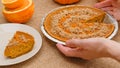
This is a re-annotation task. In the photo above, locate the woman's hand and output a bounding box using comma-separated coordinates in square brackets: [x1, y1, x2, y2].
[56, 38, 120, 60]
[94, 0, 120, 21]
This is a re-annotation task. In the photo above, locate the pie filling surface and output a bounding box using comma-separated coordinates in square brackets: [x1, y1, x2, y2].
[4, 31, 35, 58]
[44, 6, 115, 42]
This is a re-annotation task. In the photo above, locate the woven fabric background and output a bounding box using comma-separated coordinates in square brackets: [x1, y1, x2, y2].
[0, 0, 120, 68]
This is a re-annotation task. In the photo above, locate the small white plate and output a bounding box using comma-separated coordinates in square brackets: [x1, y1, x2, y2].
[41, 6, 118, 45]
[0, 23, 42, 66]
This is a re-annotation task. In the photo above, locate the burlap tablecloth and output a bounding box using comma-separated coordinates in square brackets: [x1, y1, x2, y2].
[0, 0, 120, 68]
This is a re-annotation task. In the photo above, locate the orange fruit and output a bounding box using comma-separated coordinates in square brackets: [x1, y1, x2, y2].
[54, 0, 80, 5]
[2, 0, 23, 9]
[2, 0, 34, 23]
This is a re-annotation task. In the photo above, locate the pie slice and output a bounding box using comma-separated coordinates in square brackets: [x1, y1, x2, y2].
[4, 31, 35, 58]
[44, 22, 114, 41]
[44, 6, 106, 25]
[43, 6, 114, 42]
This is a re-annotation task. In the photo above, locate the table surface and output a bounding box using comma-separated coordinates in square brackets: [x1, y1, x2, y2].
[0, 0, 120, 68]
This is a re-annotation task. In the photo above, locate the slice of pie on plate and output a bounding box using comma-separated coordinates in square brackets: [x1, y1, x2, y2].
[4, 31, 35, 58]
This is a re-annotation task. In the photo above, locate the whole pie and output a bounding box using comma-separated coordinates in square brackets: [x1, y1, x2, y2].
[43, 5, 114, 42]
[4, 31, 35, 58]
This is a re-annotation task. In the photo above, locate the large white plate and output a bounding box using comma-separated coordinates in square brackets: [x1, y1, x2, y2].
[41, 6, 118, 45]
[0, 23, 42, 66]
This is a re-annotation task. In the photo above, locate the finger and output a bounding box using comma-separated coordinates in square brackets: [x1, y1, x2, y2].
[56, 43, 78, 57]
[113, 14, 120, 21]
[112, 9, 120, 21]
[66, 38, 104, 48]
[66, 39, 82, 48]
[101, 7, 113, 11]
[94, 0, 112, 8]
[66, 39, 89, 48]
[106, 10, 114, 16]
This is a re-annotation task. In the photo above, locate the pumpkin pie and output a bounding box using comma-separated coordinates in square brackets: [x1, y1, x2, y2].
[43, 6, 114, 42]
[4, 31, 35, 58]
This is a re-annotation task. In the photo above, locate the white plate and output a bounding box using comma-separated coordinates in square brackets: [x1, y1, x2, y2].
[41, 6, 118, 45]
[0, 23, 42, 66]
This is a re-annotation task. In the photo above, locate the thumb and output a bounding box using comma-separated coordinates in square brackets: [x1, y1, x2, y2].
[66, 39, 87, 48]
[94, 0, 112, 8]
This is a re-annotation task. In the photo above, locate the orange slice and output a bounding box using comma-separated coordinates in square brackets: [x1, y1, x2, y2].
[2, 0, 34, 23]
[2, 0, 23, 9]
[54, 0, 80, 5]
